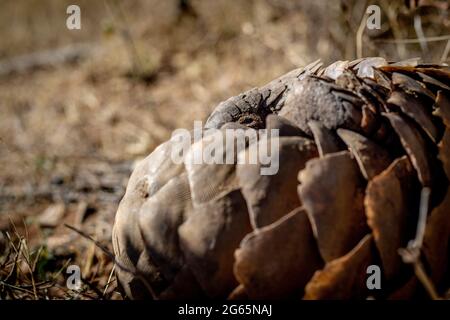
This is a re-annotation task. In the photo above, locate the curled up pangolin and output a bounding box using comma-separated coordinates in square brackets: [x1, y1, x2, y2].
[112, 57, 450, 300]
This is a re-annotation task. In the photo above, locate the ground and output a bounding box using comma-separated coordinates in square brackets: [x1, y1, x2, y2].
[0, 0, 448, 299]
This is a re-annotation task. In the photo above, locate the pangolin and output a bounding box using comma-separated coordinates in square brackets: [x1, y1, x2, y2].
[112, 57, 450, 300]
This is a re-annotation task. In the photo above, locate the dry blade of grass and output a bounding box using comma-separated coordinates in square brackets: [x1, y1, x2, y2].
[356, 4, 369, 59]
[375, 35, 450, 44]
[103, 264, 116, 297]
[0, 222, 117, 300]
[441, 40, 450, 63]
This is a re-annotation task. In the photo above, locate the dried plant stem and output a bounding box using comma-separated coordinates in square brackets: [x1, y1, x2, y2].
[356, 11, 368, 59]
[399, 187, 440, 300]
[376, 35, 450, 44]
[413, 261, 440, 300]
[441, 40, 450, 63]
[103, 264, 116, 297]
[413, 14, 428, 59]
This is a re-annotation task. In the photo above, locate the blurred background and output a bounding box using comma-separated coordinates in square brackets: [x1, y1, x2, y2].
[0, 0, 449, 299]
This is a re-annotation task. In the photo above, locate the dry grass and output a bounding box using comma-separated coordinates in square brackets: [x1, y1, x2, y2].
[0, 0, 449, 300]
[0, 221, 120, 299]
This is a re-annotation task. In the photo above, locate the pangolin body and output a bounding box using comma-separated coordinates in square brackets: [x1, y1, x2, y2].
[112, 57, 450, 300]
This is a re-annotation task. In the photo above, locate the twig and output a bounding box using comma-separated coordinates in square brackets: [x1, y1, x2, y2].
[375, 35, 450, 44]
[20, 239, 38, 300]
[103, 264, 116, 297]
[398, 187, 440, 300]
[414, 14, 428, 59]
[3, 231, 22, 283]
[356, 9, 368, 59]
[0, 281, 36, 295]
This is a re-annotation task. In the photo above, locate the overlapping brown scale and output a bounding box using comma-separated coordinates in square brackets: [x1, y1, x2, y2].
[383, 112, 432, 186]
[138, 173, 191, 283]
[364, 156, 419, 281]
[421, 127, 450, 293]
[305, 59, 324, 75]
[433, 91, 450, 127]
[335, 69, 362, 91]
[265, 114, 308, 137]
[353, 57, 388, 78]
[237, 137, 318, 229]
[387, 90, 438, 143]
[113, 140, 187, 299]
[373, 68, 392, 90]
[422, 188, 450, 292]
[362, 77, 390, 98]
[158, 265, 206, 300]
[392, 72, 435, 100]
[437, 129, 450, 178]
[418, 72, 450, 91]
[380, 66, 450, 84]
[323, 60, 349, 80]
[416, 68, 450, 83]
[185, 129, 245, 205]
[387, 277, 418, 300]
[390, 58, 420, 67]
[416, 64, 449, 69]
[303, 235, 374, 300]
[298, 151, 368, 262]
[336, 129, 391, 180]
[178, 189, 252, 298]
[233, 208, 323, 299]
[308, 120, 342, 157]
[176, 128, 256, 298]
[361, 105, 380, 136]
[335, 69, 391, 121]
[360, 83, 389, 113]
